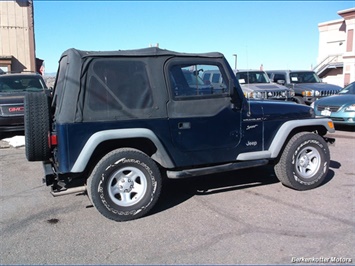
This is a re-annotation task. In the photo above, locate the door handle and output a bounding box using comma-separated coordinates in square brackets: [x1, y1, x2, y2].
[178, 122, 191, 129]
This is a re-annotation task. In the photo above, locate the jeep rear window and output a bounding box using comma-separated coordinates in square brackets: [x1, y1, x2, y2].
[83, 59, 154, 121]
[53, 55, 68, 114]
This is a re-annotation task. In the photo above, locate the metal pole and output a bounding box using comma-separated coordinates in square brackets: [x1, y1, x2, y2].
[233, 54, 237, 70]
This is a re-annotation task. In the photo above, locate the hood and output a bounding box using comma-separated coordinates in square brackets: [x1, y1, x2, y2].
[250, 100, 314, 120]
[314, 94, 355, 106]
[293, 83, 342, 91]
[0, 92, 25, 104]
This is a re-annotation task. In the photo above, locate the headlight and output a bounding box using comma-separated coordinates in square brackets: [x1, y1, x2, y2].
[253, 92, 265, 99]
[288, 90, 295, 97]
[314, 90, 321, 96]
[345, 104, 355, 112]
[245, 91, 265, 99]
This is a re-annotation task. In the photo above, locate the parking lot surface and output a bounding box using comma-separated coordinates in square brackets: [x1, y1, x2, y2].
[0, 128, 354, 264]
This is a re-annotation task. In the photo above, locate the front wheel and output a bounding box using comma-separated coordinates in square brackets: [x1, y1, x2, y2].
[293, 96, 305, 105]
[87, 148, 162, 222]
[274, 132, 330, 190]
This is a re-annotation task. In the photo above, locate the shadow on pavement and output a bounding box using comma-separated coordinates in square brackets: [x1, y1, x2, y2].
[152, 162, 337, 216]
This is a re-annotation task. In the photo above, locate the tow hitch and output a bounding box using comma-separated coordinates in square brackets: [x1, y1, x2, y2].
[324, 137, 335, 146]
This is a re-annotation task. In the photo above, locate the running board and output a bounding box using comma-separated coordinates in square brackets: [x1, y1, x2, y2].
[167, 159, 269, 179]
[51, 186, 87, 197]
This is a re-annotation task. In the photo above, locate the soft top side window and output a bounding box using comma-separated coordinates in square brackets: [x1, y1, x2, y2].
[168, 63, 228, 100]
[82, 58, 154, 121]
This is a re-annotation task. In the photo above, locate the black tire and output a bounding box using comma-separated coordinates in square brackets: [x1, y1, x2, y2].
[87, 148, 162, 222]
[293, 96, 305, 105]
[24, 92, 51, 161]
[274, 132, 330, 190]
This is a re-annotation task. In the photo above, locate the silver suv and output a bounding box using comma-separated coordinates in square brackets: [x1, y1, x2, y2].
[234, 69, 294, 101]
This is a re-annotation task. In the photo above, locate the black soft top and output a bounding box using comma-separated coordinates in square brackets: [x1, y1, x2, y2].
[60, 47, 224, 59]
[53, 47, 228, 124]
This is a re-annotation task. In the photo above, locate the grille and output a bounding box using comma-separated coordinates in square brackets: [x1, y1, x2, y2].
[0, 104, 24, 117]
[320, 90, 340, 97]
[317, 105, 340, 112]
[267, 91, 286, 99]
[331, 117, 345, 122]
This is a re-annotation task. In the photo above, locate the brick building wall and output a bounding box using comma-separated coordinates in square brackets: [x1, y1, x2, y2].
[0, 0, 36, 73]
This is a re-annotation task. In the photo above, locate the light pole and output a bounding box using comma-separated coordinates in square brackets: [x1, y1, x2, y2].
[233, 54, 237, 70]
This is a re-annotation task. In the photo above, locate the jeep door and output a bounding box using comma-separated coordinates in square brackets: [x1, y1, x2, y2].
[166, 59, 243, 167]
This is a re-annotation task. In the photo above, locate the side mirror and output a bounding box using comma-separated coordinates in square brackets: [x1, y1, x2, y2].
[230, 84, 243, 110]
[277, 80, 285, 85]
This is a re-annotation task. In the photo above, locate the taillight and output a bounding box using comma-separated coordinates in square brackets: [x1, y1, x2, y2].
[48, 133, 57, 148]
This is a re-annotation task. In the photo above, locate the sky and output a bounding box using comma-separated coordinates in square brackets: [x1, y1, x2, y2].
[33, 1, 355, 74]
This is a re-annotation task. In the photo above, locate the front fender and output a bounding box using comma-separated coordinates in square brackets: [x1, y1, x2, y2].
[236, 118, 335, 160]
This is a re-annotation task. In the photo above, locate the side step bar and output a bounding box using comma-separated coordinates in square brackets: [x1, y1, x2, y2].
[167, 159, 269, 179]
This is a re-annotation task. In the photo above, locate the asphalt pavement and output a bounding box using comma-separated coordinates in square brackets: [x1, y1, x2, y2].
[0, 127, 354, 265]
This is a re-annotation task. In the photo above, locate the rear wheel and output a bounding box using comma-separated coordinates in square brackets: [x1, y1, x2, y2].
[24, 92, 51, 161]
[274, 132, 330, 190]
[87, 148, 162, 222]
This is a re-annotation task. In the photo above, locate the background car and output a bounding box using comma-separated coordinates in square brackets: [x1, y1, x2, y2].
[181, 69, 214, 95]
[200, 69, 227, 94]
[311, 81, 355, 127]
[235, 69, 295, 101]
[0, 72, 48, 138]
[266, 70, 342, 105]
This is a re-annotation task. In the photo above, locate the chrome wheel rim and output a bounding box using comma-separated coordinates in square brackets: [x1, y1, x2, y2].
[295, 147, 321, 179]
[107, 166, 147, 207]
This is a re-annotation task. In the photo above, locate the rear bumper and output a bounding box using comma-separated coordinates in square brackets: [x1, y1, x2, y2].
[43, 161, 56, 186]
[0, 124, 24, 132]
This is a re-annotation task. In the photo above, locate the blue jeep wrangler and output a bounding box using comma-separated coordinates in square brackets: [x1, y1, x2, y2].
[24, 48, 336, 222]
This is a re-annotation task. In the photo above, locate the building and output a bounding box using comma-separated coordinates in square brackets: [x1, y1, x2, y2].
[314, 8, 355, 87]
[0, 0, 42, 73]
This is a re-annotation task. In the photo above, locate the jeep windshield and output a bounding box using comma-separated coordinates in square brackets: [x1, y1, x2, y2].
[235, 71, 269, 84]
[0, 76, 46, 92]
[289, 72, 321, 84]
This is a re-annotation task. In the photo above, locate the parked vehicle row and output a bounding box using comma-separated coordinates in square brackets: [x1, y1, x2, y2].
[198, 68, 353, 128]
[1, 65, 353, 141]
